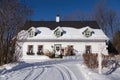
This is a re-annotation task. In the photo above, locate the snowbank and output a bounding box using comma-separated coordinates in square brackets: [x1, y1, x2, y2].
[77, 64, 110, 80]
[21, 55, 50, 63]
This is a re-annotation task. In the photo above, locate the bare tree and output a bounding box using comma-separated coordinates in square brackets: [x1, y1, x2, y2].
[93, 1, 108, 32]
[63, 10, 81, 21]
[112, 31, 120, 54]
[63, 10, 93, 21]
[107, 10, 117, 36]
[63, 0, 119, 38]
[93, 1, 118, 37]
[0, 0, 32, 65]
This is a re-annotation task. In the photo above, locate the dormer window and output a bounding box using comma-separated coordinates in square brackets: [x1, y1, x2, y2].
[28, 30, 34, 37]
[28, 27, 37, 37]
[54, 27, 63, 38]
[82, 28, 94, 37]
[55, 29, 61, 37]
[85, 29, 91, 37]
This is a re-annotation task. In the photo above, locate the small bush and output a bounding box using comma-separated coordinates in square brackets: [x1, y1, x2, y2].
[64, 45, 74, 56]
[83, 53, 98, 68]
[44, 50, 53, 58]
[102, 54, 109, 68]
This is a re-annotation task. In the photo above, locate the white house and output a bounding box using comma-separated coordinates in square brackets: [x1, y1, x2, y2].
[18, 16, 108, 60]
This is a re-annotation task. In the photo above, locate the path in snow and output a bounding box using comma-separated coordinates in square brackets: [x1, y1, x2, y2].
[0, 62, 84, 80]
[0, 66, 48, 80]
[0, 56, 85, 80]
[0, 55, 115, 80]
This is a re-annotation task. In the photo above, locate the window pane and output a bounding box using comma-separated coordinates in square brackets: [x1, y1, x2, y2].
[28, 45, 33, 52]
[27, 45, 34, 55]
[86, 45, 91, 53]
[37, 45, 43, 55]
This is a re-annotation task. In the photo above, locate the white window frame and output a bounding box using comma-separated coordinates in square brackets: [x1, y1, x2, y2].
[56, 30, 61, 37]
[28, 30, 34, 37]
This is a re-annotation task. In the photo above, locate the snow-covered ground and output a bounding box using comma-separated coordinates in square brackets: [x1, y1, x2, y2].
[0, 55, 120, 80]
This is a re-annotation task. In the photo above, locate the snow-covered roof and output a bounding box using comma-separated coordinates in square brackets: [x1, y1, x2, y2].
[18, 26, 108, 41]
[36, 27, 52, 35]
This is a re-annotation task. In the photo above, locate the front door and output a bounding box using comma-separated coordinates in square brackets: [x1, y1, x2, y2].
[54, 44, 61, 57]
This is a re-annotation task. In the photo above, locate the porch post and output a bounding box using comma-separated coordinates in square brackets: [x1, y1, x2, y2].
[98, 52, 102, 74]
[98, 44, 103, 74]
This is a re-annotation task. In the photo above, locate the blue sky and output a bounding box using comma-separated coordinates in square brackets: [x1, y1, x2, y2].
[25, 0, 120, 21]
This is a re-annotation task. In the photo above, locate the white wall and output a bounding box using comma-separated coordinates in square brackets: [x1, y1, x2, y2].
[22, 41, 108, 58]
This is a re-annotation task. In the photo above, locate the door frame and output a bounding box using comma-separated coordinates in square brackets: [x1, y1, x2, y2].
[54, 44, 62, 54]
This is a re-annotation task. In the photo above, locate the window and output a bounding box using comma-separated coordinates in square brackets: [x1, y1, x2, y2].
[85, 45, 91, 54]
[82, 28, 94, 37]
[27, 45, 34, 55]
[29, 31, 34, 37]
[56, 46, 60, 51]
[67, 45, 74, 55]
[54, 44, 62, 53]
[54, 44, 62, 58]
[37, 45, 43, 55]
[54, 29, 61, 37]
[54, 27, 63, 38]
[55, 44, 61, 52]
[56, 30, 61, 37]
[85, 30, 91, 37]
[28, 29, 35, 37]
[28, 45, 33, 52]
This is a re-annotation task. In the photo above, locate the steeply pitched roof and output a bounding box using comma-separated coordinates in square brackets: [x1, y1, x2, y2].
[23, 21, 100, 30]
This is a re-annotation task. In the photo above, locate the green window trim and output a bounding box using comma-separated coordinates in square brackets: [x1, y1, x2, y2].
[54, 28, 62, 38]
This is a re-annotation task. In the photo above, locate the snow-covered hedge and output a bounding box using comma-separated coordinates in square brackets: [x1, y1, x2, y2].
[83, 53, 98, 68]
[83, 53, 110, 68]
